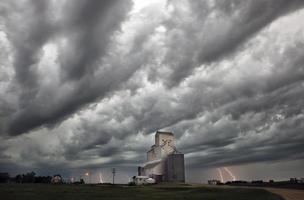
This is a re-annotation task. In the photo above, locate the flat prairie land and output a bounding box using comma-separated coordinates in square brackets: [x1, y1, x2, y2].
[0, 183, 283, 200]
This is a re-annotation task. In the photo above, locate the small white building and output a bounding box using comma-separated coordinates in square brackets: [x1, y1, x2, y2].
[133, 176, 156, 185]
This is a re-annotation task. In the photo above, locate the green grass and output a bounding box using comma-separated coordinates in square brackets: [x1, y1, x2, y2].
[0, 184, 283, 200]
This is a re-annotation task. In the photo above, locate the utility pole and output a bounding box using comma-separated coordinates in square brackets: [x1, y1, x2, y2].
[112, 168, 116, 185]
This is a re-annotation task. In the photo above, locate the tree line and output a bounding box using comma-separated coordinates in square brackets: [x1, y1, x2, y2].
[0, 171, 56, 183]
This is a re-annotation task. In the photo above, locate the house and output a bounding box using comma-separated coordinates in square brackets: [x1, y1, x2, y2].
[51, 175, 63, 184]
[208, 180, 221, 185]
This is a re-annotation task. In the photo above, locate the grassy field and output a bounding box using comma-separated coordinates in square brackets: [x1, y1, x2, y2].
[0, 184, 283, 200]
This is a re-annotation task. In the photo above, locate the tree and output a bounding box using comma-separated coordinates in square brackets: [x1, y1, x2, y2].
[15, 174, 22, 183]
[0, 173, 9, 183]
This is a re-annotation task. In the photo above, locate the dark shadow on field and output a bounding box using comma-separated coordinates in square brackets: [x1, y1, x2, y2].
[0, 184, 283, 200]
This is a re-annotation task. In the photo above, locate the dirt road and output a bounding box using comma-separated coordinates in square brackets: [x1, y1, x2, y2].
[265, 188, 304, 200]
[189, 184, 304, 200]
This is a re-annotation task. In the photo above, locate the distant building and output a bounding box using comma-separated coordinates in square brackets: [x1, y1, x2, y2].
[51, 175, 63, 184]
[208, 180, 221, 185]
[290, 178, 298, 183]
[138, 131, 185, 183]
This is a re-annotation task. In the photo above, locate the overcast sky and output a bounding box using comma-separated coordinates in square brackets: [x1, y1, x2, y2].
[0, 0, 304, 183]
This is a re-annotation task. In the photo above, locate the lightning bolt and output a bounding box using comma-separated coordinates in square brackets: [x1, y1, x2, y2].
[99, 172, 103, 183]
[224, 167, 236, 181]
[217, 168, 224, 183]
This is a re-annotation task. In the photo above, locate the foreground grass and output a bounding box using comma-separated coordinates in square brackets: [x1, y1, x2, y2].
[0, 184, 283, 200]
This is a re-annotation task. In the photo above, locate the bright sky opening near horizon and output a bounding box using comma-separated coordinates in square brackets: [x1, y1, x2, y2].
[0, 0, 304, 183]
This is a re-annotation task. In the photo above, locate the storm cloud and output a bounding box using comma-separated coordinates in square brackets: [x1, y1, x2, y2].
[0, 0, 304, 181]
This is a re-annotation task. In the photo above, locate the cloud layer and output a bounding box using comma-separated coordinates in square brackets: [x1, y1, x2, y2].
[0, 0, 304, 181]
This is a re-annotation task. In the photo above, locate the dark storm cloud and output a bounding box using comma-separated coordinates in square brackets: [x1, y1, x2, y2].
[197, 0, 304, 61]
[1, 1, 55, 136]
[62, 123, 113, 160]
[186, 119, 304, 168]
[0, 0, 304, 178]
[0, 144, 10, 161]
[65, 27, 304, 168]
[12, 1, 53, 88]
[1, 0, 302, 136]
[164, 0, 304, 86]
[59, 0, 129, 80]
[1, 0, 133, 136]
[174, 80, 304, 168]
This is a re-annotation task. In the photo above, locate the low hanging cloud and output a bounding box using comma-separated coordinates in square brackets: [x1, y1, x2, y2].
[0, 0, 304, 178]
